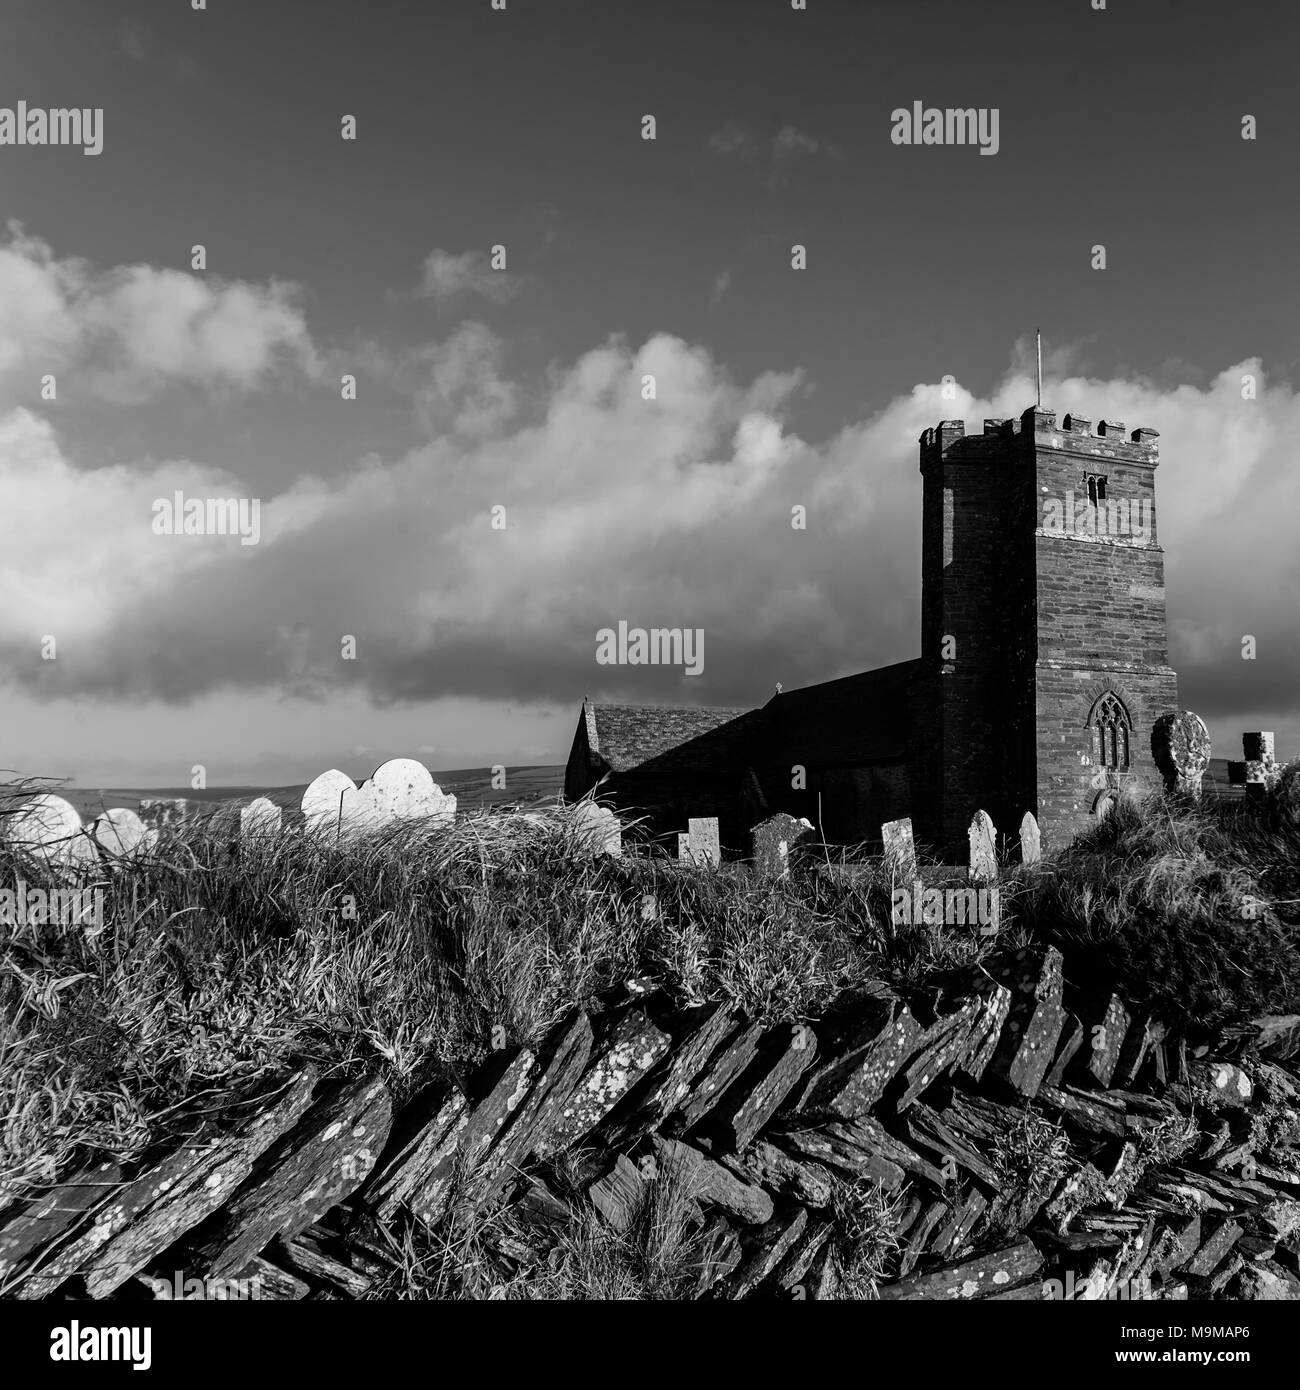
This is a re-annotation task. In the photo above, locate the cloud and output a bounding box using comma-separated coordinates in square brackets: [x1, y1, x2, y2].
[773, 125, 821, 160]
[709, 270, 732, 307]
[0, 224, 321, 402]
[706, 125, 758, 160]
[708, 124, 840, 187]
[418, 248, 523, 305]
[1, 326, 1296, 757]
[412, 321, 519, 438]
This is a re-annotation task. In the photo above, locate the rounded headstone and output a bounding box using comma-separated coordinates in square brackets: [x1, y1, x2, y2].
[364, 758, 456, 827]
[1151, 710, 1211, 796]
[239, 797, 283, 841]
[62, 831, 103, 874]
[569, 802, 622, 857]
[7, 794, 82, 853]
[302, 769, 362, 837]
[92, 807, 147, 857]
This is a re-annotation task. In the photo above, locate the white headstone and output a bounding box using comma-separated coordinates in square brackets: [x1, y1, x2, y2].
[301, 769, 363, 838]
[92, 807, 147, 858]
[1019, 811, 1041, 866]
[687, 817, 720, 869]
[569, 801, 622, 857]
[8, 794, 82, 855]
[968, 810, 998, 883]
[240, 797, 283, 842]
[677, 832, 691, 861]
[364, 758, 455, 826]
[63, 831, 103, 873]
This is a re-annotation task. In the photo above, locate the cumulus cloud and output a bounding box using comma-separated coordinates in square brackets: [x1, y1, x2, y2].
[418, 248, 522, 304]
[0, 224, 321, 401]
[411, 321, 519, 438]
[1, 324, 1296, 756]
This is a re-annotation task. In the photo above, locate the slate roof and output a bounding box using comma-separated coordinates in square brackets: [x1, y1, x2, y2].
[584, 703, 756, 774]
[759, 659, 921, 766]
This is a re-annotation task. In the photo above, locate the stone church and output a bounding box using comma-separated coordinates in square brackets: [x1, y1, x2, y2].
[565, 404, 1179, 860]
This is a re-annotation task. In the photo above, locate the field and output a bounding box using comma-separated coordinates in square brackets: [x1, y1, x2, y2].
[54, 765, 567, 824]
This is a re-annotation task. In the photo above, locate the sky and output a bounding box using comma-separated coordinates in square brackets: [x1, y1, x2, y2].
[1, 0, 1297, 787]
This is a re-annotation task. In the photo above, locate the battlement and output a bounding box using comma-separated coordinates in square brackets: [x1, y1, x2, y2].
[919, 405, 1161, 467]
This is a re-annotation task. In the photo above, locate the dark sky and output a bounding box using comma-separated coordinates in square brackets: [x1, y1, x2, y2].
[1, 0, 1297, 784]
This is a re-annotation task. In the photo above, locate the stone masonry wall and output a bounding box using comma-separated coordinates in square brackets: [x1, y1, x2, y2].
[1029, 411, 1179, 847]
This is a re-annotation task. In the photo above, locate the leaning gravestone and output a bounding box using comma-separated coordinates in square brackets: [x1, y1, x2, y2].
[687, 817, 721, 868]
[751, 813, 814, 879]
[1019, 811, 1041, 866]
[968, 810, 997, 884]
[1151, 710, 1211, 799]
[881, 817, 917, 883]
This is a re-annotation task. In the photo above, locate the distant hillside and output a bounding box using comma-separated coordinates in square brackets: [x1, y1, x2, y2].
[50, 758, 1246, 824]
[56, 765, 567, 822]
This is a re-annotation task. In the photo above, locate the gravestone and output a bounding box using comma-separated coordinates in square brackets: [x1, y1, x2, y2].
[7, 794, 82, 858]
[568, 802, 622, 857]
[1241, 732, 1280, 800]
[301, 769, 363, 839]
[677, 832, 691, 861]
[880, 817, 917, 883]
[968, 810, 997, 883]
[239, 797, 283, 842]
[1151, 710, 1212, 799]
[363, 758, 456, 828]
[751, 813, 814, 879]
[91, 808, 148, 858]
[63, 831, 102, 874]
[138, 798, 194, 831]
[686, 817, 720, 868]
[1019, 812, 1041, 866]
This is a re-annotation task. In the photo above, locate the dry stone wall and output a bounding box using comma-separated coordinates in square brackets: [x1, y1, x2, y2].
[4, 943, 1298, 1302]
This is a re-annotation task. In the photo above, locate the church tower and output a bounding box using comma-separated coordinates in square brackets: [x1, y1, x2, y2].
[916, 405, 1178, 855]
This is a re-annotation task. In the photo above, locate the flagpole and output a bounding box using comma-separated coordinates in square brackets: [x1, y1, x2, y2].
[1036, 328, 1042, 406]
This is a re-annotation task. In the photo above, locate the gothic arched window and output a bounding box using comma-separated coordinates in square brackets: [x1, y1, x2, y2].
[1089, 691, 1131, 771]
